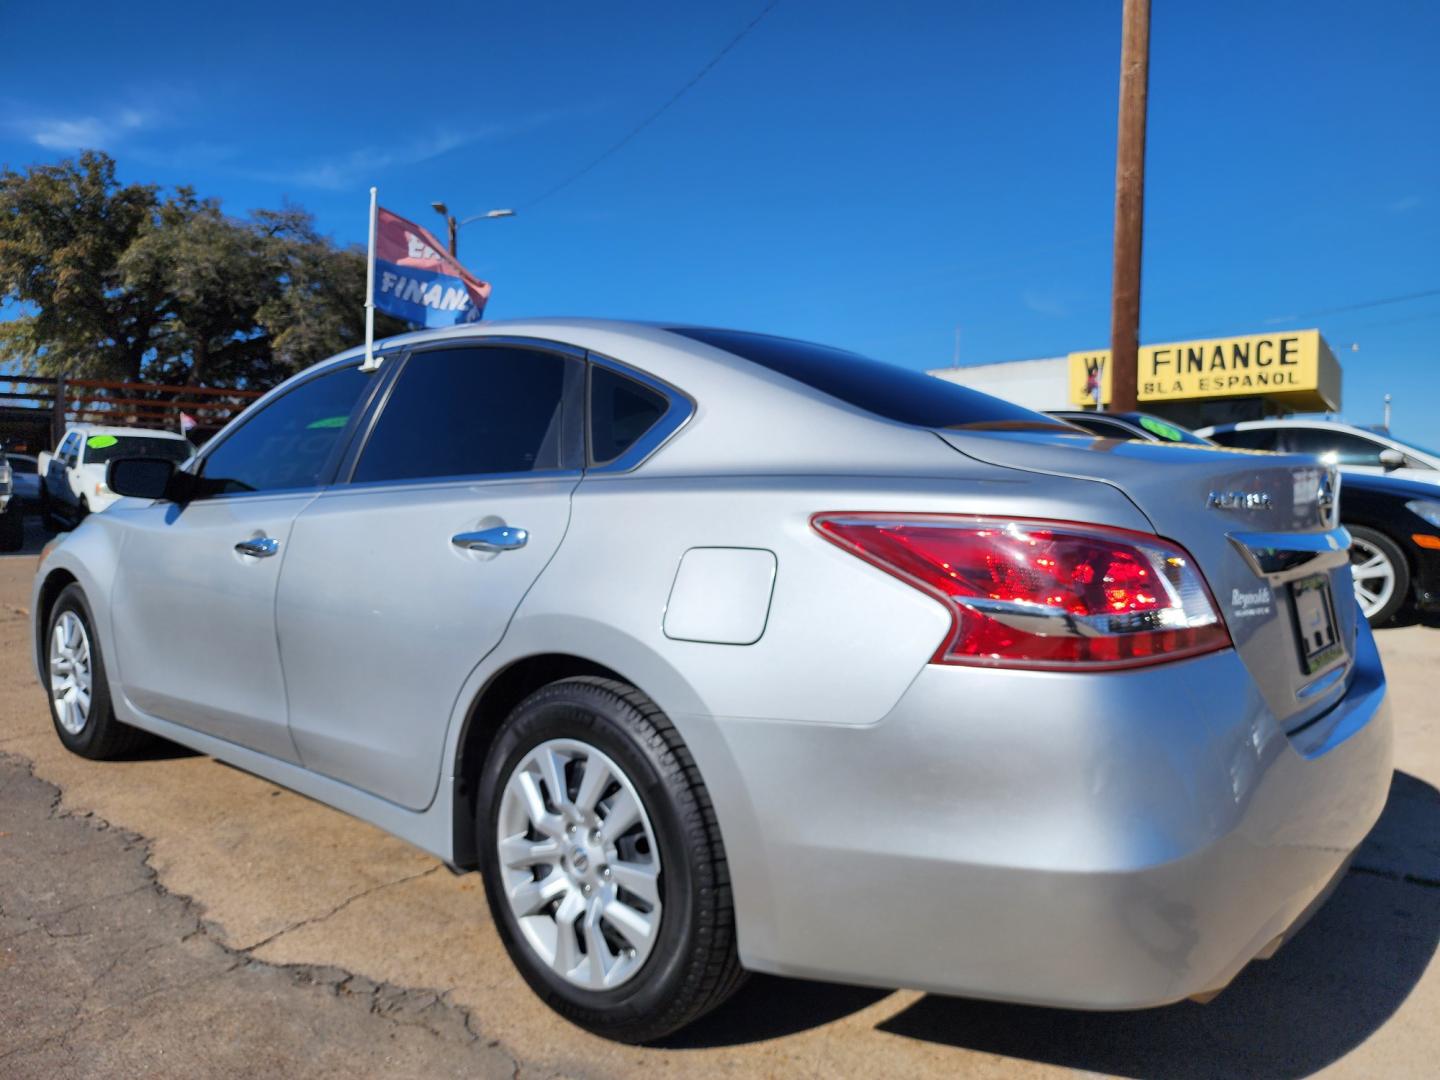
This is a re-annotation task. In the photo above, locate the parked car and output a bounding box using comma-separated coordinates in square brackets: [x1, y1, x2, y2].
[6, 452, 42, 507]
[0, 452, 20, 551]
[1326, 471, 1440, 624]
[1048, 409, 1215, 445]
[34, 320, 1391, 1042]
[39, 425, 193, 529]
[1198, 418, 1440, 487]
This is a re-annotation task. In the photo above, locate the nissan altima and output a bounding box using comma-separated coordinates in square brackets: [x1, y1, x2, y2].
[34, 320, 1392, 1042]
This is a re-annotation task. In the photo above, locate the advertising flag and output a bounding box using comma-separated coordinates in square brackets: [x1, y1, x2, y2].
[372, 207, 491, 327]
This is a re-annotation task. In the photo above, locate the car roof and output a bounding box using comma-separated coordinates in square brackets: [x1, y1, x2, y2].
[1202, 417, 1370, 435]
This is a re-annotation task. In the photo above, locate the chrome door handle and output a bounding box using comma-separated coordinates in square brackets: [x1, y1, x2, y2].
[235, 537, 281, 558]
[451, 526, 528, 553]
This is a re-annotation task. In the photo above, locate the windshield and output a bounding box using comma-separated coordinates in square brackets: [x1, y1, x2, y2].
[668, 327, 1070, 432]
[82, 435, 193, 466]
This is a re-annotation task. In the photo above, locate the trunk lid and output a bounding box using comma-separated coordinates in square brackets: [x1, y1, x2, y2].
[937, 429, 1353, 729]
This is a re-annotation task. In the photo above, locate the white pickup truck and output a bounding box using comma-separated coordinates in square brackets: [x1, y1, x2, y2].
[39, 424, 193, 529]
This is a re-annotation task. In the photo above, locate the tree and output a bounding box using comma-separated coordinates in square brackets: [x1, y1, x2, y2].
[0, 152, 407, 390]
[0, 152, 166, 380]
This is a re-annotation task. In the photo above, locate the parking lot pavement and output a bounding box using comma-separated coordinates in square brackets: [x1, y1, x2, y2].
[1, 549, 1437, 1080]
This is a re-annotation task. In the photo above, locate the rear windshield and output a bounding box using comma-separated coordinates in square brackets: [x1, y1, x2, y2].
[83, 435, 193, 465]
[667, 327, 1067, 432]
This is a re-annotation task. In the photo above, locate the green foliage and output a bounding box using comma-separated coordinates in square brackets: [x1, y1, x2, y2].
[0, 151, 407, 389]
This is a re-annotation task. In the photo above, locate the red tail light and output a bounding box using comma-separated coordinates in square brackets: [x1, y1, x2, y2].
[813, 514, 1230, 671]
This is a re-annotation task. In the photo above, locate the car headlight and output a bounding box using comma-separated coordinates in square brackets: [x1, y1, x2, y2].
[1407, 500, 1440, 529]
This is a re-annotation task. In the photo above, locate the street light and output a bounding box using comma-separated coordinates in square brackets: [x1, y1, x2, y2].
[430, 202, 516, 258]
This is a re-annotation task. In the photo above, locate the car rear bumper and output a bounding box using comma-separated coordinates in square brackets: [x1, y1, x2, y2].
[715, 621, 1392, 1008]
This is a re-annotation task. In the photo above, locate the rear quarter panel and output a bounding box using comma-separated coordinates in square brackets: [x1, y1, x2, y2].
[464, 456, 1153, 963]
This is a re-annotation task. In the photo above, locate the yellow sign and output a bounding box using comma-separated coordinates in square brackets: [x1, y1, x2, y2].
[1068, 329, 1340, 411]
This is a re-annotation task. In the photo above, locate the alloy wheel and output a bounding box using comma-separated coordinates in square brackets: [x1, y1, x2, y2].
[496, 738, 663, 991]
[49, 610, 93, 735]
[1350, 536, 1396, 620]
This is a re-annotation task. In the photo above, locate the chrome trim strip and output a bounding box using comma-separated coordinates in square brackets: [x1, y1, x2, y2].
[1227, 525, 1352, 586]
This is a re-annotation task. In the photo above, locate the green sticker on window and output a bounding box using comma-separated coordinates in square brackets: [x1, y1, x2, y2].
[306, 416, 348, 430]
[1138, 416, 1185, 442]
[86, 435, 119, 449]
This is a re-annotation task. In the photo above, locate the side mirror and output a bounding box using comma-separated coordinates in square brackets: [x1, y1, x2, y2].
[106, 457, 179, 501]
[1379, 448, 1405, 471]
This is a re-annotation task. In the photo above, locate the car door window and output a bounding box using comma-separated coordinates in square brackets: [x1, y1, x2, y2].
[198, 364, 372, 496]
[351, 345, 581, 484]
[1209, 427, 1281, 451]
[590, 365, 669, 464]
[1282, 428, 1386, 466]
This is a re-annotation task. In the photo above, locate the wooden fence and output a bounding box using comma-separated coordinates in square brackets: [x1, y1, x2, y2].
[0, 374, 264, 451]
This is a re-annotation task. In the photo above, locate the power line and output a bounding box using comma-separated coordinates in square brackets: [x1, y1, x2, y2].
[1166, 286, 1440, 342]
[1265, 286, 1440, 323]
[523, 1, 781, 209]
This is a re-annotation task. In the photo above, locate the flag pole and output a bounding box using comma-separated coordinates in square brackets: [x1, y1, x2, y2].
[360, 186, 380, 371]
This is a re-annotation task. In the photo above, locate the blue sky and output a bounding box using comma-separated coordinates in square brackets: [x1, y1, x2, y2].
[2, 1, 1436, 443]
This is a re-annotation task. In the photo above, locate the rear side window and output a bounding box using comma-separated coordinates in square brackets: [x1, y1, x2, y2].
[1209, 427, 1282, 451]
[590, 366, 668, 465]
[668, 327, 1065, 431]
[353, 346, 580, 484]
[199, 364, 371, 495]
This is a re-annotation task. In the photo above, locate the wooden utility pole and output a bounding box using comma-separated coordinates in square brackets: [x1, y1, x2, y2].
[1108, 0, 1150, 412]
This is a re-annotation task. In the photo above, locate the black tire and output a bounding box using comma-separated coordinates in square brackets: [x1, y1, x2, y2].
[477, 676, 744, 1043]
[0, 503, 22, 552]
[1347, 524, 1410, 626]
[43, 584, 149, 759]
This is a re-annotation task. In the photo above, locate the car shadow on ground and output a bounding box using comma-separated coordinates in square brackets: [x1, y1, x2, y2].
[1382, 606, 1440, 630]
[0, 512, 58, 559]
[668, 772, 1439, 1079]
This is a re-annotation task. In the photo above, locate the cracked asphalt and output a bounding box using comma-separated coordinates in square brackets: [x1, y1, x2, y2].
[2, 532, 1438, 1079]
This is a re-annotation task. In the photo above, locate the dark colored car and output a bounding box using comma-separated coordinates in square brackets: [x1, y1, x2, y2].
[1048, 410, 1214, 446]
[1330, 471, 1440, 625]
[7, 453, 41, 506]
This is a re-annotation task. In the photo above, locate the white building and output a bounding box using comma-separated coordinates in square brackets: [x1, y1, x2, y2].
[927, 357, 1071, 412]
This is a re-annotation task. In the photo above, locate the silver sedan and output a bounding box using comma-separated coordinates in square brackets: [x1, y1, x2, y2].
[33, 320, 1392, 1042]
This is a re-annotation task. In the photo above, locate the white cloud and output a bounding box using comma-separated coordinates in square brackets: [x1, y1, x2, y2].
[1022, 289, 1070, 318]
[265, 130, 474, 190]
[20, 107, 152, 151]
[253, 103, 605, 190]
[1389, 194, 1422, 213]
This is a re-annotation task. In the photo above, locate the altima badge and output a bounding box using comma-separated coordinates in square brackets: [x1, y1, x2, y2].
[1208, 490, 1273, 512]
